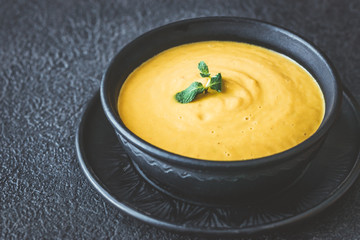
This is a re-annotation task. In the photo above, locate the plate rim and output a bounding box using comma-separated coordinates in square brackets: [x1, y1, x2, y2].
[75, 89, 360, 235]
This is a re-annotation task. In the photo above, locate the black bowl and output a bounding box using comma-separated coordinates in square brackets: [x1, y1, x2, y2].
[100, 17, 342, 205]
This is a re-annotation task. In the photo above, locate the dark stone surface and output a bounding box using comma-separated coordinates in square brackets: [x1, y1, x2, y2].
[1, 0, 359, 239]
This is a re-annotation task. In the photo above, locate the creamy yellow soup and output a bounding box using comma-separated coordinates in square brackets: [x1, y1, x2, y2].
[118, 41, 325, 161]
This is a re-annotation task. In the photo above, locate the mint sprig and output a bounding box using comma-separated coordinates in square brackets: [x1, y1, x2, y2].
[175, 61, 222, 104]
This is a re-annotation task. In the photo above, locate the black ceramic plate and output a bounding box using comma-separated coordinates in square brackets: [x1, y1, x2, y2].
[76, 90, 360, 235]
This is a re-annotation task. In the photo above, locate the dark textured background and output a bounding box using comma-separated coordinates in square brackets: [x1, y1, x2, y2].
[1, 0, 360, 239]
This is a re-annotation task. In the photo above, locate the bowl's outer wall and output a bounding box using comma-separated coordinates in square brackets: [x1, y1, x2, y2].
[102, 18, 342, 203]
[117, 132, 323, 203]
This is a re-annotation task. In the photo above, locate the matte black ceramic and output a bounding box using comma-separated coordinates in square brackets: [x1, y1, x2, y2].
[77, 90, 360, 235]
[100, 17, 342, 204]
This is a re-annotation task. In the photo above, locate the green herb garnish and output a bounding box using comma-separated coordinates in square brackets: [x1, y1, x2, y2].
[175, 61, 222, 104]
[175, 82, 205, 104]
[207, 73, 222, 92]
[198, 61, 210, 78]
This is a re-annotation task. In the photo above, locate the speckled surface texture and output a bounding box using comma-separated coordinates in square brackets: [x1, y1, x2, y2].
[1, 0, 360, 239]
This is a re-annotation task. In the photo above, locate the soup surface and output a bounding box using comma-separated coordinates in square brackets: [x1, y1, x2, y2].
[118, 41, 325, 161]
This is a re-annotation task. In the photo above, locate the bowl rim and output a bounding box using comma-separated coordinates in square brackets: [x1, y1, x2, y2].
[100, 16, 343, 169]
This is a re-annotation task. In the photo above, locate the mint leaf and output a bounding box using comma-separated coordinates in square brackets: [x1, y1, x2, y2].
[175, 61, 222, 104]
[175, 82, 205, 104]
[209, 73, 222, 92]
[198, 61, 210, 78]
